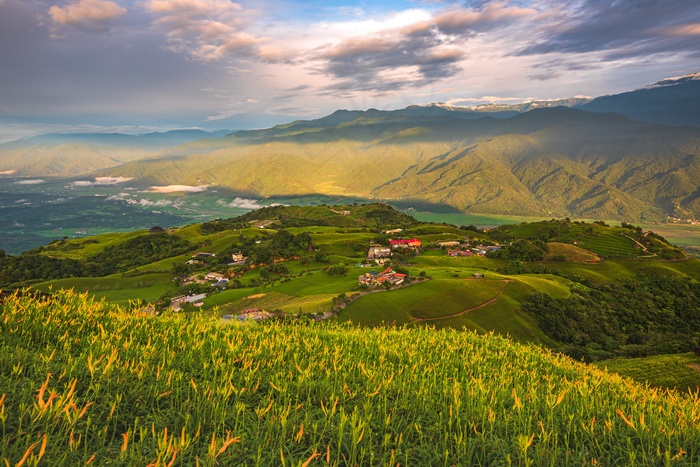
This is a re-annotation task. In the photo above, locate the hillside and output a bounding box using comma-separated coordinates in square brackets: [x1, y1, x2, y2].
[2, 289, 699, 465]
[1, 204, 697, 369]
[0, 130, 229, 177]
[100, 107, 700, 222]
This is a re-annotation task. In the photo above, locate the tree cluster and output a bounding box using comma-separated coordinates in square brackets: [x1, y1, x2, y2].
[0, 233, 194, 288]
[521, 275, 700, 361]
[489, 239, 549, 262]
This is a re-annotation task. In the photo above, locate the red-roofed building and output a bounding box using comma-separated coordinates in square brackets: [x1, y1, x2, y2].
[389, 238, 421, 249]
[358, 267, 406, 286]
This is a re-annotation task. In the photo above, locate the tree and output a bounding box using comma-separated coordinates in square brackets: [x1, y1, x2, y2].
[314, 252, 329, 263]
[325, 263, 347, 276]
[504, 260, 524, 275]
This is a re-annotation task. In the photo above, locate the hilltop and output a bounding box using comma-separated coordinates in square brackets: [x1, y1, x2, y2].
[1, 289, 699, 465]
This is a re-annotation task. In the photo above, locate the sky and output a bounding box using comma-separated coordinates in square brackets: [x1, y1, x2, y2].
[1, 0, 699, 141]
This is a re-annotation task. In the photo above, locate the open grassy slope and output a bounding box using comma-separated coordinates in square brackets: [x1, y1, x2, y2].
[2, 289, 700, 466]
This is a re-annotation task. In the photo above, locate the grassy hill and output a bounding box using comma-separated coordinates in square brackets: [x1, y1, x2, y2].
[4, 204, 700, 382]
[2, 289, 700, 465]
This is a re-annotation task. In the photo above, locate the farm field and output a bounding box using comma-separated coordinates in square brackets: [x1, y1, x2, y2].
[595, 353, 700, 393]
[34, 273, 173, 305]
[2, 289, 700, 466]
[411, 211, 700, 256]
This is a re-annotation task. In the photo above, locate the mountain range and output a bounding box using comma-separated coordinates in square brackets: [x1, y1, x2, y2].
[0, 130, 229, 176]
[2, 73, 700, 222]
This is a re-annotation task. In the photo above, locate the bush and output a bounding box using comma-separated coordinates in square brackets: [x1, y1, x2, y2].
[325, 263, 348, 276]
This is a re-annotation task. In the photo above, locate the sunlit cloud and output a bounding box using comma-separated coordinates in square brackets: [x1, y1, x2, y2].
[147, 184, 209, 193]
[143, 0, 291, 62]
[14, 179, 46, 185]
[70, 176, 134, 187]
[138, 198, 175, 207]
[216, 197, 263, 209]
[49, 0, 127, 31]
[1, 0, 699, 138]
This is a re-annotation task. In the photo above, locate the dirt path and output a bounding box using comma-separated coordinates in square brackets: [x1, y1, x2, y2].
[411, 279, 513, 322]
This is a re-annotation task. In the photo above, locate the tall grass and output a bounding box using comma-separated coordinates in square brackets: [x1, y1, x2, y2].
[2, 289, 699, 465]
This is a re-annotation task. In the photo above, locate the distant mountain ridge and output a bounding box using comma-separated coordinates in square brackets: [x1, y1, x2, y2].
[579, 72, 700, 127]
[3, 73, 700, 221]
[100, 105, 700, 222]
[0, 129, 230, 176]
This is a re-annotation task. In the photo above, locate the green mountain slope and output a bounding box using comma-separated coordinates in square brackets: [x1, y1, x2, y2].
[102, 107, 700, 221]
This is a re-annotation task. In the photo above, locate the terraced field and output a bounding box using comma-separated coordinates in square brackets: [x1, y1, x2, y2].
[595, 353, 700, 393]
[335, 279, 505, 325]
[491, 221, 650, 258]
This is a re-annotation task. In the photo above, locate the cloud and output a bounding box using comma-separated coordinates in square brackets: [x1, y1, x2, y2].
[528, 72, 561, 81]
[14, 179, 45, 185]
[432, 3, 536, 36]
[147, 184, 209, 193]
[265, 106, 321, 115]
[314, 3, 536, 95]
[106, 193, 130, 200]
[69, 176, 134, 186]
[138, 198, 175, 207]
[516, 0, 700, 61]
[216, 197, 263, 210]
[144, 0, 290, 62]
[49, 0, 127, 31]
[205, 109, 244, 121]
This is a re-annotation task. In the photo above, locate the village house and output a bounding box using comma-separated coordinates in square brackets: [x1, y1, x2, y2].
[384, 228, 403, 235]
[170, 293, 208, 311]
[205, 272, 225, 281]
[231, 253, 245, 263]
[437, 240, 461, 248]
[193, 252, 216, 259]
[368, 245, 391, 259]
[330, 208, 351, 216]
[358, 267, 407, 287]
[389, 238, 422, 249]
[447, 249, 473, 257]
[184, 293, 207, 303]
[233, 307, 271, 321]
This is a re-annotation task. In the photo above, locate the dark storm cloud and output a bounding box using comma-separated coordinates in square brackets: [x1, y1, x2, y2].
[517, 0, 700, 60]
